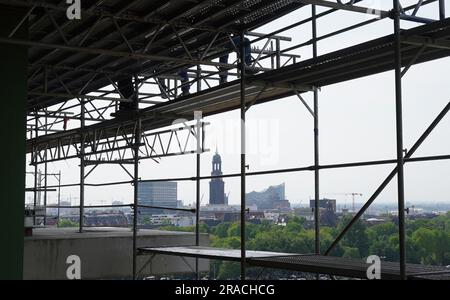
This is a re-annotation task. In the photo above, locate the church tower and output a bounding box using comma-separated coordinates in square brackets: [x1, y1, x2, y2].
[209, 150, 226, 205]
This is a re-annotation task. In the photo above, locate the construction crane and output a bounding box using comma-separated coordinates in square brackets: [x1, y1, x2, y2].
[324, 192, 363, 213]
[347, 193, 363, 213]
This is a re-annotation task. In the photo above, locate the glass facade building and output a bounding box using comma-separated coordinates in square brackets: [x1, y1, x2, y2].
[138, 181, 178, 215]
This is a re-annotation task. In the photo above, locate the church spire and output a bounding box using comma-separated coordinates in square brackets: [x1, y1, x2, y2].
[209, 149, 225, 205]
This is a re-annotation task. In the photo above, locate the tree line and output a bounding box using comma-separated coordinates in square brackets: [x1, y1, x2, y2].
[160, 212, 450, 279]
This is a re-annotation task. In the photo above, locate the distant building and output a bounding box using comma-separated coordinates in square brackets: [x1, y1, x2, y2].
[138, 181, 177, 215]
[309, 198, 337, 213]
[209, 151, 228, 205]
[294, 207, 314, 221]
[206, 211, 265, 222]
[309, 198, 338, 227]
[246, 183, 290, 210]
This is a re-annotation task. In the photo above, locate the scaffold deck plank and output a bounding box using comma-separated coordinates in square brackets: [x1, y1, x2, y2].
[138, 246, 450, 280]
[250, 255, 450, 280]
[138, 245, 298, 261]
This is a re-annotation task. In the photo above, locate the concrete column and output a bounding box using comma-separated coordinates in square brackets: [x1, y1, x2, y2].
[0, 5, 28, 279]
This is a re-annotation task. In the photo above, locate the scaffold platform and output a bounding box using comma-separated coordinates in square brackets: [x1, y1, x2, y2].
[139, 246, 450, 280]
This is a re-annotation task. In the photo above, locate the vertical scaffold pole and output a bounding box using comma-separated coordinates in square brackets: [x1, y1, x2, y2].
[439, 0, 446, 20]
[312, 4, 320, 258]
[133, 76, 141, 280]
[57, 170, 61, 227]
[34, 113, 38, 225]
[240, 31, 247, 281]
[79, 98, 85, 233]
[393, 0, 407, 280]
[195, 67, 202, 279]
[195, 112, 203, 280]
[44, 114, 48, 226]
[43, 68, 48, 226]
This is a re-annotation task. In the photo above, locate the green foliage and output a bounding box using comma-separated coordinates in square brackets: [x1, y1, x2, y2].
[342, 246, 360, 258]
[140, 216, 152, 225]
[285, 216, 305, 233]
[153, 212, 450, 278]
[217, 262, 240, 280]
[211, 236, 241, 249]
[58, 219, 79, 228]
[337, 215, 370, 257]
[211, 222, 231, 238]
[225, 222, 263, 240]
[159, 223, 209, 233]
[412, 227, 450, 265]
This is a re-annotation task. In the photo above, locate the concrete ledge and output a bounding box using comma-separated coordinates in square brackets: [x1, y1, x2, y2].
[24, 227, 209, 280]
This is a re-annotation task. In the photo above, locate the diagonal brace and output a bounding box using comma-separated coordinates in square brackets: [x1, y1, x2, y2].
[325, 100, 450, 255]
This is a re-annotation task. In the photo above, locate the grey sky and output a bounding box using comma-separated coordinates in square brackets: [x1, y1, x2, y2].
[26, 1, 450, 208]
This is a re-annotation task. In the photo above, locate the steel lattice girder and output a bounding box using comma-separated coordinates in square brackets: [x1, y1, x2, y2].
[30, 115, 208, 165]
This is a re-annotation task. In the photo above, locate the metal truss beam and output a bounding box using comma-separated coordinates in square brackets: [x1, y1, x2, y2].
[0, 37, 237, 69]
[0, 0, 240, 35]
[30, 121, 209, 165]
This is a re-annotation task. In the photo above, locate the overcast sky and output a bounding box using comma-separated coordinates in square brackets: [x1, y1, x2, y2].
[26, 1, 450, 209]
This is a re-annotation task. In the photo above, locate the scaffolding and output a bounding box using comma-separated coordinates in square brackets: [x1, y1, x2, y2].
[3, 0, 449, 279]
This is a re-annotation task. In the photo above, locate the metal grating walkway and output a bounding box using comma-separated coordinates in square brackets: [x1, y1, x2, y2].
[138, 246, 450, 280]
[249, 255, 450, 280]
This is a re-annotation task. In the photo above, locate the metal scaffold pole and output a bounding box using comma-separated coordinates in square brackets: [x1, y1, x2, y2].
[57, 170, 61, 227]
[240, 31, 247, 281]
[133, 76, 141, 280]
[195, 67, 202, 280]
[312, 4, 320, 258]
[79, 98, 85, 233]
[393, 0, 407, 280]
[44, 114, 48, 226]
[439, 0, 446, 20]
[33, 113, 38, 225]
[195, 120, 201, 279]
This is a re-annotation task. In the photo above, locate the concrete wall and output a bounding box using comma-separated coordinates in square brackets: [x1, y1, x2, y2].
[24, 228, 209, 280]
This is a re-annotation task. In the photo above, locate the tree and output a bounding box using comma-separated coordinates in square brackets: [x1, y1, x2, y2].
[285, 217, 304, 233]
[342, 246, 360, 259]
[58, 219, 79, 228]
[217, 262, 240, 279]
[413, 227, 450, 265]
[367, 222, 397, 241]
[212, 222, 231, 238]
[337, 215, 370, 257]
[225, 222, 262, 240]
